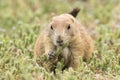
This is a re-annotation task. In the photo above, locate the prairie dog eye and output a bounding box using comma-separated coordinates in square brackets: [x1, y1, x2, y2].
[67, 25, 71, 30]
[51, 25, 53, 30]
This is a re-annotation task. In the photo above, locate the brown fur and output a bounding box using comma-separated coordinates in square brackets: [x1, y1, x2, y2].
[34, 9, 94, 70]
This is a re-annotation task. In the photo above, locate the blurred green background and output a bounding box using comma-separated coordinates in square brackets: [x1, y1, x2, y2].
[0, 0, 120, 80]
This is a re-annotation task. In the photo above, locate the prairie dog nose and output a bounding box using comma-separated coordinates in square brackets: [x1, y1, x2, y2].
[57, 35, 63, 43]
[57, 40, 63, 43]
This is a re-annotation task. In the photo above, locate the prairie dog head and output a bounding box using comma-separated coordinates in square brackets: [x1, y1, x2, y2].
[48, 8, 80, 46]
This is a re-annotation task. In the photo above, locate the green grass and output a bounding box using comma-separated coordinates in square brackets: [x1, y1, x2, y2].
[0, 0, 120, 80]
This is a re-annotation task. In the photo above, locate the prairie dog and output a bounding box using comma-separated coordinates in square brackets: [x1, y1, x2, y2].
[34, 8, 94, 70]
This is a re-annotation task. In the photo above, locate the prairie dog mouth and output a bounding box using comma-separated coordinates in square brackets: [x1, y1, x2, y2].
[57, 43, 63, 46]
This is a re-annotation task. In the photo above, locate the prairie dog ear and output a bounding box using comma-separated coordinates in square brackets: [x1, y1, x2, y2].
[69, 8, 80, 17]
[70, 17, 75, 23]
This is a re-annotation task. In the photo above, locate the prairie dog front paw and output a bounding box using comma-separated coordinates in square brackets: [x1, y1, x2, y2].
[48, 51, 56, 59]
